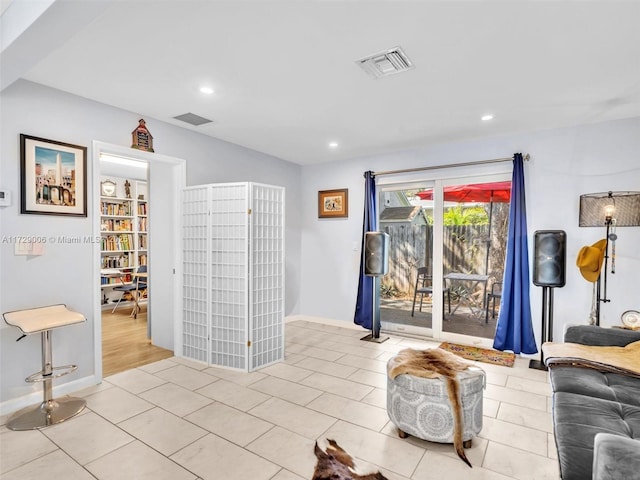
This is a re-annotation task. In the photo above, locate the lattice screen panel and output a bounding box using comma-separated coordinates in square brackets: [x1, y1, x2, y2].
[182, 187, 209, 362]
[181, 182, 284, 371]
[209, 184, 249, 370]
[249, 184, 285, 370]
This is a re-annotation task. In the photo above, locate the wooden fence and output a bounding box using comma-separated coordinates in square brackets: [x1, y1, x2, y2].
[380, 224, 506, 297]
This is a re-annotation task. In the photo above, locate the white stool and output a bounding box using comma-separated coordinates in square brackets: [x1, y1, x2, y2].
[3, 304, 86, 430]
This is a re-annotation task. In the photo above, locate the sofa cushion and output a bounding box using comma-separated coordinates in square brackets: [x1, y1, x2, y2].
[593, 433, 640, 480]
[550, 366, 640, 407]
[553, 392, 640, 480]
[564, 325, 640, 347]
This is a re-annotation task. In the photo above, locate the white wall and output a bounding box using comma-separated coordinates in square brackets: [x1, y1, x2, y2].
[0, 80, 301, 410]
[1, 78, 638, 411]
[300, 116, 640, 346]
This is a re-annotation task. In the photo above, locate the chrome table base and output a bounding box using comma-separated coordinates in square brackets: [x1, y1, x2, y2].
[7, 397, 86, 430]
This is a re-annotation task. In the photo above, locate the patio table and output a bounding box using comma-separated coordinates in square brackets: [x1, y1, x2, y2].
[444, 273, 489, 317]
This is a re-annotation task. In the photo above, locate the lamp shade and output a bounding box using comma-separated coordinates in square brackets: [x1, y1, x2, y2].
[579, 191, 640, 227]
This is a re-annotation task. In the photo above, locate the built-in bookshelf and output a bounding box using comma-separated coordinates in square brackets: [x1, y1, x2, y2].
[100, 177, 148, 305]
[136, 181, 148, 267]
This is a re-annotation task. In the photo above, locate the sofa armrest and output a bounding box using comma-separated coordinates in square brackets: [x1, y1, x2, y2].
[564, 325, 640, 347]
[593, 433, 640, 480]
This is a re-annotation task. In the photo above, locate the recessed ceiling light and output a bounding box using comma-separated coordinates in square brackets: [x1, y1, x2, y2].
[199, 86, 214, 95]
[481, 114, 494, 121]
[328, 142, 339, 148]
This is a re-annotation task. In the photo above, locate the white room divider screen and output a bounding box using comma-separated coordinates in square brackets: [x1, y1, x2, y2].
[182, 182, 285, 371]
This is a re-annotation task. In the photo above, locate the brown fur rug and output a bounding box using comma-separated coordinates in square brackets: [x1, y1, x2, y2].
[312, 440, 388, 480]
[388, 348, 473, 467]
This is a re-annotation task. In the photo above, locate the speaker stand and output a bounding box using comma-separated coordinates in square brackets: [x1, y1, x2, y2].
[361, 276, 388, 343]
[360, 333, 389, 343]
[529, 286, 554, 371]
[528, 359, 547, 371]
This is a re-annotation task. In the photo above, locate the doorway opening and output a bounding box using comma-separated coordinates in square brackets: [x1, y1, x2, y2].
[379, 175, 510, 343]
[99, 153, 172, 376]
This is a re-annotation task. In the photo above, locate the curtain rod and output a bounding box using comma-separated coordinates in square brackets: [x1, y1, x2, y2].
[371, 153, 530, 177]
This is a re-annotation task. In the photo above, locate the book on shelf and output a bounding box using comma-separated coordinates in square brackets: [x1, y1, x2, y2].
[101, 218, 132, 231]
[101, 273, 133, 285]
[101, 233, 134, 251]
[101, 252, 134, 269]
[101, 201, 132, 216]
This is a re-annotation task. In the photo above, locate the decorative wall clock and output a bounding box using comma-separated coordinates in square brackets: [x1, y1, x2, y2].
[621, 310, 640, 329]
[100, 180, 117, 197]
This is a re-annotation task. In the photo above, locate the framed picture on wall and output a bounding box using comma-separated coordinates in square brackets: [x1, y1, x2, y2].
[318, 188, 349, 218]
[20, 134, 87, 217]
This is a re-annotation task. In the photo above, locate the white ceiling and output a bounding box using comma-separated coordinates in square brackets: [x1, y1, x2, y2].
[4, 0, 640, 165]
[0, 0, 10, 16]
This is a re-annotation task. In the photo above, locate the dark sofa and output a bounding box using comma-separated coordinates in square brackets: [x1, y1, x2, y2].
[544, 325, 640, 480]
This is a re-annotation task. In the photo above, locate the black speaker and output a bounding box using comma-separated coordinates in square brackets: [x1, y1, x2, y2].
[533, 230, 566, 287]
[364, 232, 389, 277]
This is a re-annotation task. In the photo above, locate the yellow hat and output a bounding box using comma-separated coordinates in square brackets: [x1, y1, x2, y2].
[576, 239, 607, 282]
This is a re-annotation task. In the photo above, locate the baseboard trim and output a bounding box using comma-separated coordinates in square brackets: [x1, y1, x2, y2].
[285, 314, 365, 332]
[0, 374, 99, 417]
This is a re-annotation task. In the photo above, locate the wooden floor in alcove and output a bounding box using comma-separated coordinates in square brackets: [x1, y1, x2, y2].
[102, 307, 173, 377]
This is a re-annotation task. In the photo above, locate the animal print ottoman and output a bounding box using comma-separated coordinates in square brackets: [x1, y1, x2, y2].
[386, 361, 485, 446]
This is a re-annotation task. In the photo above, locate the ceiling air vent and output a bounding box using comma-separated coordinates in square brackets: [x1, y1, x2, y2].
[355, 46, 414, 79]
[173, 112, 213, 126]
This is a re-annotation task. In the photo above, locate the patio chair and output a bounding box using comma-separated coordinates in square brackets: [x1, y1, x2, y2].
[411, 267, 451, 316]
[484, 281, 502, 323]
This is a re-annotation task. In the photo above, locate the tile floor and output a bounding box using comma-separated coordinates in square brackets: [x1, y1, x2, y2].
[0, 319, 561, 480]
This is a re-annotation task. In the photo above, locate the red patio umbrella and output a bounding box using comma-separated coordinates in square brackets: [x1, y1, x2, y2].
[415, 181, 511, 202]
[415, 181, 512, 275]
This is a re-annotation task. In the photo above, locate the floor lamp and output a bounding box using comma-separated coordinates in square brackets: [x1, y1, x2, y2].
[579, 191, 640, 325]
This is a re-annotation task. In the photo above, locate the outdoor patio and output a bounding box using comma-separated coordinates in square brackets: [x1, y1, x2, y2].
[380, 297, 499, 339]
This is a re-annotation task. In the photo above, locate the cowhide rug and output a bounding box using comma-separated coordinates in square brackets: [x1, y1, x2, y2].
[312, 439, 388, 480]
[388, 347, 473, 467]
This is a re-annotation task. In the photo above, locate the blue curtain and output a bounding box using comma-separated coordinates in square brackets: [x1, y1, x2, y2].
[354, 171, 377, 331]
[493, 154, 538, 354]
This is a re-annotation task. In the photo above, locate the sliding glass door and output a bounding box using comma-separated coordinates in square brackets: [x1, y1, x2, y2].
[440, 177, 510, 342]
[379, 182, 435, 336]
[379, 174, 510, 344]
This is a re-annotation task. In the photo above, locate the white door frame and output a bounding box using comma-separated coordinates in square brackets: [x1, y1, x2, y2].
[92, 141, 186, 382]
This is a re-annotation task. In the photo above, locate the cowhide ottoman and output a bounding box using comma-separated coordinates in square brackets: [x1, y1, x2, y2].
[386, 359, 485, 448]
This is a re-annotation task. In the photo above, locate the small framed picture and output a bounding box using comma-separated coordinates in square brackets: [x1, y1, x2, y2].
[318, 188, 348, 218]
[20, 134, 87, 217]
